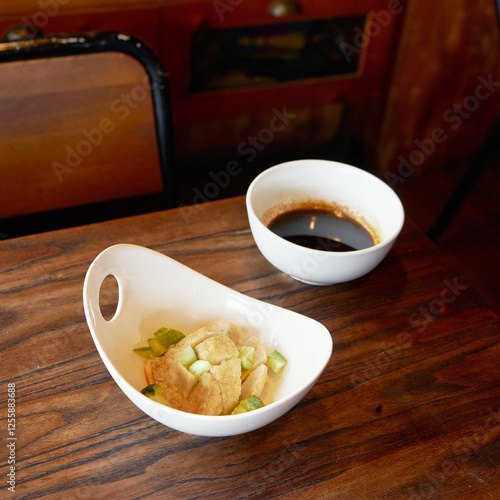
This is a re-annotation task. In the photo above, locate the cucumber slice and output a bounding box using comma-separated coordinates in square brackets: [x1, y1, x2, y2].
[154, 327, 185, 348]
[133, 347, 154, 359]
[267, 350, 287, 373]
[176, 344, 198, 367]
[147, 337, 168, 356]
[141, 384, 167, 405]
[188, 360, 212, 379]
[238, 345, 255, 371]
[231, 395, 264, 415]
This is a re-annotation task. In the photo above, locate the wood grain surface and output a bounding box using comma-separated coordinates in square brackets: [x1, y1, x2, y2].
[0, 52, 162, 219]
[0, 0, 158, 20]
[347, 0, 500, 175]
[1, 195, 499, 499]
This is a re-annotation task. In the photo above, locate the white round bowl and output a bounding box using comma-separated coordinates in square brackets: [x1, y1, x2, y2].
[246, 159, 405, 286]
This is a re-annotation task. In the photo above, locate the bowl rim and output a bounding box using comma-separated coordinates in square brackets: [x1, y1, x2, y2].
[246, 159, 405, 256]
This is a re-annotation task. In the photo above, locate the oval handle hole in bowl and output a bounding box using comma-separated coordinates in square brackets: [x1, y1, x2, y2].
[99, 274, 119, 322]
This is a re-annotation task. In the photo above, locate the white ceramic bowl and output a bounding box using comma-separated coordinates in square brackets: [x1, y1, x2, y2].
[246, 159, 405, 286]
[83, 244, 332, 437]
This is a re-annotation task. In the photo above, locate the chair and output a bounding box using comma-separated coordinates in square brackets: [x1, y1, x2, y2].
[0, 31, 178, 239]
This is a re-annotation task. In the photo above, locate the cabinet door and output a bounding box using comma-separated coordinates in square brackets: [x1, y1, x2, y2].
[160, 0, 407, 124]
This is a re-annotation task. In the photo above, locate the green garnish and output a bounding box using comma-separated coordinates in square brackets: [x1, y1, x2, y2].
[176, 344, 198, 368]
[238, 345, 255, 371]
[267, 350, 287, 373]
[188, 360, 212, 379]
[147, 337, 168, 356]
[154, 328, 185, 348]
[133, 347, 154, 359]
[141, 384, 167, 405]
[133, 327, 186, 358]
[231, 395, 265, 415]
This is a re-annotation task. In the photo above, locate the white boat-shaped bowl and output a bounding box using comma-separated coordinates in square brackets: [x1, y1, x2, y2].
[83, 244, 332, 437]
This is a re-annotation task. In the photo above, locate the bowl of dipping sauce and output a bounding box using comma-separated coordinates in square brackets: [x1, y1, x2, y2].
[246, 159, 405, 286]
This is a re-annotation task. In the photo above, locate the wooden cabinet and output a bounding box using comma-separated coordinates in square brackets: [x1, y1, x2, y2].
[345, 0, 500, 176]
[0, 1, 161, 53]
[159, 0, 407, 124]
[0, 0, 408, 166]
[1, 0, 496, 177]
[158, 0, 407, 162]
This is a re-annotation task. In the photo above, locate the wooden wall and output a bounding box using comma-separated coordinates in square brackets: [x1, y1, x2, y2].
[0, 0, 158, 19]
[346, 0, 500, 176]
[2, 0, 498, 176]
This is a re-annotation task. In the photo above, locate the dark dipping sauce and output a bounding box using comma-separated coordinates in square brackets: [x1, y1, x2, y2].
[267, 208, 374, 252]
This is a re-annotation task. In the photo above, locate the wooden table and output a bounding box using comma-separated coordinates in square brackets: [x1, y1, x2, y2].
[1, 195, 499, 499]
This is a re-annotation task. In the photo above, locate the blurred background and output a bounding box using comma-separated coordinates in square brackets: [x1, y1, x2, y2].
[1, 0, 499, 312]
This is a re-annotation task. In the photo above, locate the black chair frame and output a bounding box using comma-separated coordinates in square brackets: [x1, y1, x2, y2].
[0, 31, 178, 239]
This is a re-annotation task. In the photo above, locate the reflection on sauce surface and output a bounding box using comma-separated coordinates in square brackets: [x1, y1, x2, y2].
[267, 208, 374, 252]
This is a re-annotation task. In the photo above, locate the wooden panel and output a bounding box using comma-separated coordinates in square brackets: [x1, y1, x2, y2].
[345, 0, 500, 175]
[160, 0, 407, 124]
[158, 0, 407, 162]
[0, 52, 163, 218]
[0, 0, 159, 20]
[175, 102, 343, 163]
[0, 1, 161, 56]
